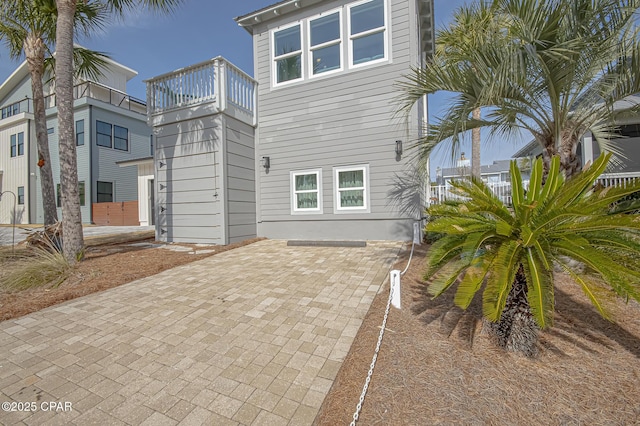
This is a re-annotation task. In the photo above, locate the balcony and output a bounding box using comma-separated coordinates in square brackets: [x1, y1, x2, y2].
[0, 81, 146, 124]
[145, 56, 257, 127]
[44, 81, 147, 115]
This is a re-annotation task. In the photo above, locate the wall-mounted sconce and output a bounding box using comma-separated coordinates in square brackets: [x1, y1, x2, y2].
[159, 161, 165, 168]
[261, 156, 270, 170]
[395, 140, 403, 156]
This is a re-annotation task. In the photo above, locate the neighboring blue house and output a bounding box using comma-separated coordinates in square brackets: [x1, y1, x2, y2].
[0, 58, 152, 225]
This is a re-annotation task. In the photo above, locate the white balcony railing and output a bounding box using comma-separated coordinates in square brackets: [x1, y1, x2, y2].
[145, 56, 257, 126]
[430, 171, 640, 205]
[596, 172, 640, 189]
[430, 181, 529, 205]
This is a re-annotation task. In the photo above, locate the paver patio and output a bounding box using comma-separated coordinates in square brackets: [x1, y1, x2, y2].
[0, 239, 402, 425]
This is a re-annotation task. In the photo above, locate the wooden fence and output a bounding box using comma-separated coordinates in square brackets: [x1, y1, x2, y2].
[92, 201, 139, 226]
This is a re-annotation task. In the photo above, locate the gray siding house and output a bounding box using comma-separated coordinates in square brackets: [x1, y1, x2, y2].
[0, 58, 151, 224]
[235, 0, 434, 241]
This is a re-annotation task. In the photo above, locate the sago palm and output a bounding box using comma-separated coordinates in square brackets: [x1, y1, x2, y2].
[424, 153, 640, 356]
[398, 0, 640, 177]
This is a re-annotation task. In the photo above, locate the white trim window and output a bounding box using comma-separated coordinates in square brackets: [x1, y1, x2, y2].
[273, 23, 303, 86]
[308, 9, 342, 77]
[348, 0, 388, 67]
[334, 165, 369, 212]
[291, 169, 323, 214]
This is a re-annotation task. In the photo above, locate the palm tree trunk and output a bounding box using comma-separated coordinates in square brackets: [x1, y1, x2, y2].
[485, 265, 539, 357]
[471, 108, 481, 178]
[559, 135, 580, 179]
[55, 0, 83, 262]
[24, 33, 58, 226]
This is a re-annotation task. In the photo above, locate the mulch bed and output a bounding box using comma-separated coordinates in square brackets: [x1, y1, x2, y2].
[315, 244, 640, 425]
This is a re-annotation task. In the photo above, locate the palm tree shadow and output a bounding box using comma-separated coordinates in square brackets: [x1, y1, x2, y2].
[411, 280, 640, 358]
[545, 287, 640, 358]
[411, 277, 484, 349]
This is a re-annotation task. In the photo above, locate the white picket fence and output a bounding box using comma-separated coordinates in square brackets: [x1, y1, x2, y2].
[430, 172, 640, 205]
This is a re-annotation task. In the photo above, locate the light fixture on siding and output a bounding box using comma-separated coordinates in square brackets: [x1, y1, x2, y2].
[261, 156, 271, 170]
[159, 161, 165, 168]
[395, 140, 403, 156]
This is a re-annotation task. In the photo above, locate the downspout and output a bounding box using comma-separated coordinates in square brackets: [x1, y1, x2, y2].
[89, 105, 93, 224]
[27, 118, 32, 223]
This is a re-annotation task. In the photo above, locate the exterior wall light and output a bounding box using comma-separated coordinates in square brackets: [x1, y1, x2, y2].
[395, 140, 403, 156]
[261, 156, 270, 170]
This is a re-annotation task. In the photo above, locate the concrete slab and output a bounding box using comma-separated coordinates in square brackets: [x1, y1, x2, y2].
[0, 239, 402, 425]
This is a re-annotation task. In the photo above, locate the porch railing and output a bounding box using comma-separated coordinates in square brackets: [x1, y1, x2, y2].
[1, 98, 32, 120]
[145, 56, 257, 125]
[430, 181, 529, 206]
[596, 172, 640, 189]
[430, 171, 640, 205]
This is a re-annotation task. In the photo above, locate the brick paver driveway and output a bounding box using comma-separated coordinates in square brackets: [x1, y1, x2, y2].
[0, 239, 402, 425]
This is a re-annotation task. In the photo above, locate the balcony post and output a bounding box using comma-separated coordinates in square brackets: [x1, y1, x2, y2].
[217, 59, 226, 113]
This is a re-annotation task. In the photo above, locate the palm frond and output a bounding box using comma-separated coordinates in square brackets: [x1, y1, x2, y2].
[523, 246, 554, 328]
[482, 240, 522, 322]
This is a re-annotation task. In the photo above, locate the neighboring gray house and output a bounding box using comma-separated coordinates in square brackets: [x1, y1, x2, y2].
[513, 95, 640, 179]
[435, 156, 530, 185]
[0, 58, 151, 225]
[235, 0, 435, 241]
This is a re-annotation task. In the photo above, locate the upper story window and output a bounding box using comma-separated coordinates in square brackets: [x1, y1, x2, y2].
[114, 125, 129, 151]
[271, 0, 388, 87]
[349, 0, 387, 67]
[10, 132, 24, 157]
[97, 121, 112, 148]
[76, 120, 84, 146]
[96, 120, 129, 151]
[309, 11, 342, 76]
[274, 24, 303, 84]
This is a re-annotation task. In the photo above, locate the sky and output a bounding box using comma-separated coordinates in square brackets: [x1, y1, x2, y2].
[0, 0, 527, 173]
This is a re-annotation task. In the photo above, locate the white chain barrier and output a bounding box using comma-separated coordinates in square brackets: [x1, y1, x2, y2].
[350, 238, 416, 425]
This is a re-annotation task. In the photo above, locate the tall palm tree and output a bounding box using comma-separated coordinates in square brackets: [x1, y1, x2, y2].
[399, 0, 640, 178]
[54, 0, 182, 262]
[0, 0, 107, 227]
[423, 153, 640, 355]
[1, 1, 60, 226]
[432, 0, 501, 178]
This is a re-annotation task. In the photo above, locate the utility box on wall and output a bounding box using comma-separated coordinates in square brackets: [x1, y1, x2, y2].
[146, 57, 257, 244]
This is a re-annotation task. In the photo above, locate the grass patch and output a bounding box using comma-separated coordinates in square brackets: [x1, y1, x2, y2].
[1, 240, 73, 292]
